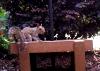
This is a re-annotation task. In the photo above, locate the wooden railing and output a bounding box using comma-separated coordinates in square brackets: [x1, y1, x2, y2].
[10, 40, 93, 71]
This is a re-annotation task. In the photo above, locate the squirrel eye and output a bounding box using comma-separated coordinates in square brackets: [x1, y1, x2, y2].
[39, 28, 42, 30]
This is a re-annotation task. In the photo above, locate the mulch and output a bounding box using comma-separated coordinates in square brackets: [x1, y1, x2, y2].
[0, 51, 100, 71]
[0, 53, 19, 71]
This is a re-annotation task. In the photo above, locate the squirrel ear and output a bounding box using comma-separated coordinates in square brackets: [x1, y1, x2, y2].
[40, 23, 42, 26]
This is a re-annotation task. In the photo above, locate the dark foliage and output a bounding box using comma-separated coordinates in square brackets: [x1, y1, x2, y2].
[1, 0, 100, 39]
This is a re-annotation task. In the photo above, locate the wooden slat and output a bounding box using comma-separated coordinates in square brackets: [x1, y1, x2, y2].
[10, 40, 93, 54]
[26, 40, 74, 53]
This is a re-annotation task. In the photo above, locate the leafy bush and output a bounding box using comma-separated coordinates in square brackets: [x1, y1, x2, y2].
[0, 35, 10, 49]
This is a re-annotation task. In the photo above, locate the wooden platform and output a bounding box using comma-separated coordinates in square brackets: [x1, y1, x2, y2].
[10, 40, 93, 71]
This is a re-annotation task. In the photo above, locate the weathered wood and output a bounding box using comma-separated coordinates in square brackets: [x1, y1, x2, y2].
[74, 41, 86, 71]
[10, 40, 93, 71]
[19, 51, 30, 71]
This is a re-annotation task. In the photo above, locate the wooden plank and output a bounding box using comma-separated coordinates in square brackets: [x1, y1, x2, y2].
[10, 43, 18, 54]
[84, 40, 93, 51]
[26, 40, 74, 53]
[10, 40, 93, 54]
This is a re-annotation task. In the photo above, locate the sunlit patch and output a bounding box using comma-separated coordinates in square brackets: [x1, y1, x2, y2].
[56, 33, 100, 50]
[92, 36, 100, 50]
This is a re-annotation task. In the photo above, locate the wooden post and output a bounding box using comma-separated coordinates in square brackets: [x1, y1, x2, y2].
[74, 41, 86, 71]
[19, 50, 31, 71]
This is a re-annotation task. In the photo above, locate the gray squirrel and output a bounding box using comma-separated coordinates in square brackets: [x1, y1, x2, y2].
[8, 24, 45, 42]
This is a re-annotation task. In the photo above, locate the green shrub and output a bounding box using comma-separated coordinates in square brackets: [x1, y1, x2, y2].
[0, 35, 10, 49]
